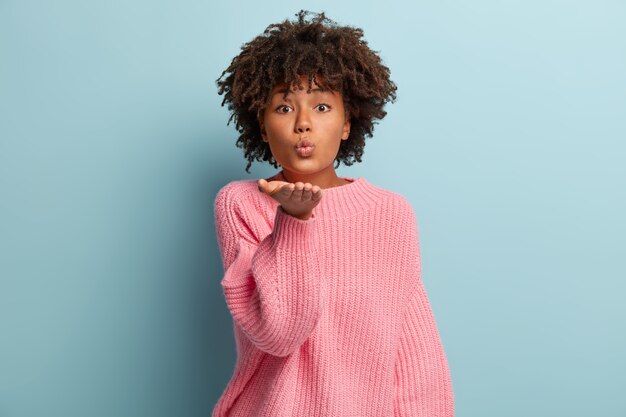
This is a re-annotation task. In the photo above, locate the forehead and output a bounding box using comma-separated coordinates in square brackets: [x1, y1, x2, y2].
[270, 75, 331, 94]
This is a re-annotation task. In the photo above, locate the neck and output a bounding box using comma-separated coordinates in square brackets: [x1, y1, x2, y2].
[278, 169, 349, 189]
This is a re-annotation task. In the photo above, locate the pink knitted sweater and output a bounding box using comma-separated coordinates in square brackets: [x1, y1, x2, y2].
[212, 174, 454, 417]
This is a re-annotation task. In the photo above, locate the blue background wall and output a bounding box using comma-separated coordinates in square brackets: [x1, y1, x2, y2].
[1, 1, 625, 416]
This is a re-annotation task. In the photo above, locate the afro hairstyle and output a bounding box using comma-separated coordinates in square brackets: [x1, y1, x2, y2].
[216, 9, 397, 173]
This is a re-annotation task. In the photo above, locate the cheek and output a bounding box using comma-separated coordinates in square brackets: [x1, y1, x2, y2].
[264, 116, 288, 133]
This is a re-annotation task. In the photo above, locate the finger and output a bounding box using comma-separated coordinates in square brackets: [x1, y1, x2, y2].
[257, 179, 266, 193]
[311, 186, 323, 202]
[259, 179, 280, 196]
[273, 182, 295, 197]
[291, 182, 304, 201]
[301, 183, 313, 201]
[269, 183, 286, 196]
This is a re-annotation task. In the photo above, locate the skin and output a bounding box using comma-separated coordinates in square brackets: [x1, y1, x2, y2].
[256, 74, 351, 220]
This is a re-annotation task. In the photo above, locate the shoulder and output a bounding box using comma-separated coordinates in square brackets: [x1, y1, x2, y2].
[213, 179, 270, 245]
[214, 179, 258, 210]
[213, 180, 262, 209]
[214, 178, 271, 221]
[365, 180, 417, 220]
[354, 180, 419, 240]
[387, 189, 416, 216]
[375, 187, 421, 244]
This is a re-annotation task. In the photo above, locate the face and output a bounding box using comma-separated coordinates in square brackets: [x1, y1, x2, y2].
[259, 74, 351, 178]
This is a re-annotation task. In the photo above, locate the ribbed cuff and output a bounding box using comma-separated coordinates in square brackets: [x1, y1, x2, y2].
[273, 206, 317, 251]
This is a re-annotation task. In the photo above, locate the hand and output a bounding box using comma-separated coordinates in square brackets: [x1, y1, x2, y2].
[257, 178, 323, 220]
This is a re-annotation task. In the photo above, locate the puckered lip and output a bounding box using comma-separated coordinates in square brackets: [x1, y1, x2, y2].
[295, 138, 315, 148]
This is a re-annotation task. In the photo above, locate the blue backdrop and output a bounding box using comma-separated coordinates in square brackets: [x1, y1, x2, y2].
[1, 1, 625, 416]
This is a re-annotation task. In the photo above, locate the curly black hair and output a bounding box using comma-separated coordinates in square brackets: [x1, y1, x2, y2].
[216, 10, 397, 173]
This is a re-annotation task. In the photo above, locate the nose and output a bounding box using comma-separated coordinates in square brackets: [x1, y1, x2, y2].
[294, 109, 312, 134]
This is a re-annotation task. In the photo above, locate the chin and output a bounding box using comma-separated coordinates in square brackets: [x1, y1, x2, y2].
[281, 160, 320, 172]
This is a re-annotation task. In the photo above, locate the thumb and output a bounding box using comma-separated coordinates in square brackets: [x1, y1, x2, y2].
[257, 178, 268, 193]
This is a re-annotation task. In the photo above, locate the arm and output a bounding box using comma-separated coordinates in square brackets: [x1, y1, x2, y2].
[393, 206, 454, 416]
[214, 185, 325, 357]
[393, 283, 455, 416]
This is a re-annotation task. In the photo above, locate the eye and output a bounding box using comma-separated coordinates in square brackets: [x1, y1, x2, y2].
[275, 105, 292, 114]
[317, 103, 332, 112]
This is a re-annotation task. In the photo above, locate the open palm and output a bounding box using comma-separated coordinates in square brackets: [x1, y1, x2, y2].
[257, 178, 323, 220]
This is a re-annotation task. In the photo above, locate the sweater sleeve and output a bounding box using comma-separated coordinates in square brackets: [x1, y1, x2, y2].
[393, 282, 455, 416]
[393, 206, 454, 416]
[213, 185, 325, 357]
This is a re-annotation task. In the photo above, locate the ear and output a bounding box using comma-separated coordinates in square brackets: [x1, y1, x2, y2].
[341, 117, 351, 140]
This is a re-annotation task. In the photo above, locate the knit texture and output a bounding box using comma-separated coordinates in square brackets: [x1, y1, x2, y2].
[212, 173, 454, 417]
